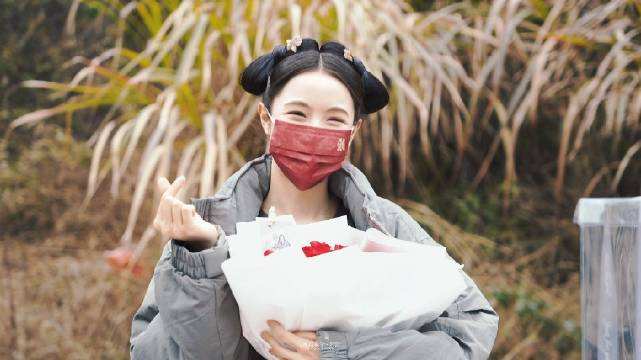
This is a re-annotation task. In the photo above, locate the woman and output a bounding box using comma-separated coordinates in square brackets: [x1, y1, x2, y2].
[130, 37, 499, 360]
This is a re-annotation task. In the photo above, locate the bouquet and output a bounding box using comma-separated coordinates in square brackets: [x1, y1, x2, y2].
[221, 209, 467, 360]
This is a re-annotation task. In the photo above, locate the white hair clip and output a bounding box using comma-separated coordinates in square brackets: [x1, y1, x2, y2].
[286, 35, 303, 52]
[343, 47, 353, 62]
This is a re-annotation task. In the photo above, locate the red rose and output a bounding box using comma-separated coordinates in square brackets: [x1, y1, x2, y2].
[302, 241, 347, 257]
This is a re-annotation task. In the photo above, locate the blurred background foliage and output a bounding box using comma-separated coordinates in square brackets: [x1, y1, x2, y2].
[2, 0, 641, 358]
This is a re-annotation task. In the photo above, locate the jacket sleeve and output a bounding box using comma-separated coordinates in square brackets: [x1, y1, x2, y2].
[316, 199, 499, 360]
[129, 200, 251, 360]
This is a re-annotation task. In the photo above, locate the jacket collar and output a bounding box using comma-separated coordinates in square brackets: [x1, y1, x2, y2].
[199, 153, 390, 236]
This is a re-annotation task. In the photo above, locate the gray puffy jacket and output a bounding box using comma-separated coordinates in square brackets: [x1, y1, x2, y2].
[130, 153, 499, 360]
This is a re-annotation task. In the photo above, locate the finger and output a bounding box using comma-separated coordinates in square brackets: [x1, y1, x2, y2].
[157, 176, 170, 195]
[268, 320, 310, 354]
[181, 204, 194, 225]
[170, 197, 183, 226]
[261, 331, 282, 354]
[293, 331, 317, 342]
[168, 175, 186, 197]
[159, 195, 173, 224]
[262, 331, 300, 360]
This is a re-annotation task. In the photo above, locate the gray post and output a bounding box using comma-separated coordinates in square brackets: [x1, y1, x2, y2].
[574, 196, 641, 359]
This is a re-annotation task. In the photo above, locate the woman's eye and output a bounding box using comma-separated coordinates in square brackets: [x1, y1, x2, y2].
[288, 111, 306, 117]
[329, 118, 346, 124]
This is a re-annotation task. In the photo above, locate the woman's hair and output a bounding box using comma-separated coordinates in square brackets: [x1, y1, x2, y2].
[239, 37, 389, 124]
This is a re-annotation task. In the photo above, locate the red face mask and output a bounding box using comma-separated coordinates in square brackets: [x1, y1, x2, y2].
[266, 112, 353, 191]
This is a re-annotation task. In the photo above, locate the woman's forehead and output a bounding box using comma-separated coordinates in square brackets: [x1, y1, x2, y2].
[273, 71, 354, 115]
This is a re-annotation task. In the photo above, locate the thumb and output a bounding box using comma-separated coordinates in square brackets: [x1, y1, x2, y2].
[157, 176, 170, 194]
[168, 175, 186, 197]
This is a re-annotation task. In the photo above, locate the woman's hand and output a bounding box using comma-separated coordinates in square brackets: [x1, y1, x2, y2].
[261, 320, 320, 360]
[153, 175, 219, 249]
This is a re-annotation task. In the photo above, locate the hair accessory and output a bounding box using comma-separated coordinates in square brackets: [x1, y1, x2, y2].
[343, 48, 353, 62]
[286, 35, 303, 52]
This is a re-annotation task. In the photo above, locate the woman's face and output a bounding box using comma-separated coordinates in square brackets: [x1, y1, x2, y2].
[259, 70, 363, 140]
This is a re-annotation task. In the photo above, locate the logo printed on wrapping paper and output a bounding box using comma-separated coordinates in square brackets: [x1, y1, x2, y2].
[337, 138, 345, 152]
[271, 233, 291, 250]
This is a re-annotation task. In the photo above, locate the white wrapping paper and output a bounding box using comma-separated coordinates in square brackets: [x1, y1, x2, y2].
[221, 214, 466, 359]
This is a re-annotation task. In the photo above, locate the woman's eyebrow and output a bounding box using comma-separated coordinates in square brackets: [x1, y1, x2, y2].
[327, 106, 349, 116]
[284, 100, 310, 108]
[284, 101, 348, 116]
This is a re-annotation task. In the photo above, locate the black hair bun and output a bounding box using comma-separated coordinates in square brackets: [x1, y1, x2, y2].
[320, 41, 389, 114]
[239, 44, 286, 95]
[360, 65, 389, 114]
[240, 38, 389, 114]
[240, 38, 320, 95]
